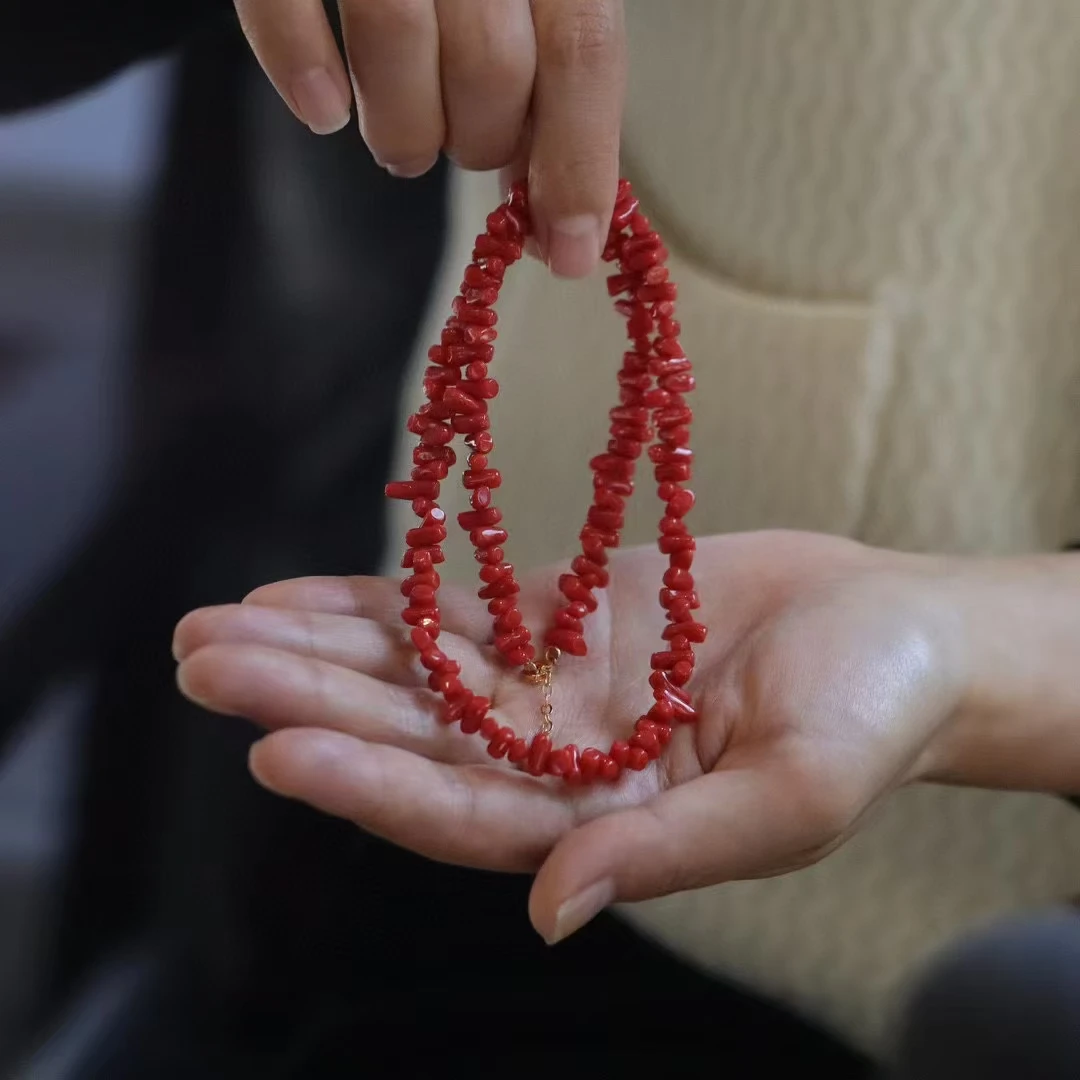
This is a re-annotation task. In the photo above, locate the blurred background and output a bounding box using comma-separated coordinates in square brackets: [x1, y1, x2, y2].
[0, 9, 875, 1078]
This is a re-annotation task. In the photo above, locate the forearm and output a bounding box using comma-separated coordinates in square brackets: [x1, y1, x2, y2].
[923, 552, 1080, 795]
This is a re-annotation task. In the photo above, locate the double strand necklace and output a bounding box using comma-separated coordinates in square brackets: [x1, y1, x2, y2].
[386, 179, 703, 786]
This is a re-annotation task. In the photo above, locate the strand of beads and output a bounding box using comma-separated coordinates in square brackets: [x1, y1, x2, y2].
[386, 179, 704, 786]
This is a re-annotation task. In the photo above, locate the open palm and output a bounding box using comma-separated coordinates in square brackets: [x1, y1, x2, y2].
[174, 530, 961, 940]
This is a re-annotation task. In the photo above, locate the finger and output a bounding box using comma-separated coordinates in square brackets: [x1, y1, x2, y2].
[529, 0, 626, 277]
[234, 0, 353, 135]
[176, 642, 495, 762]
[243, 575, 493, 644]
[249, 726, 574, 870]
[528, 744, 855, 943]
[436, 0, 535, 170]
[339, 0, 443, 176]
[172, 604, 489, 690]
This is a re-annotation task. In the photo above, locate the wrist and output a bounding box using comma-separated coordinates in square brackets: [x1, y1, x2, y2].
[915, 552, 1080, 794]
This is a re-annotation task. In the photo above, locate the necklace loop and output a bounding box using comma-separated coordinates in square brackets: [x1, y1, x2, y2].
[388, 179, 705, 785]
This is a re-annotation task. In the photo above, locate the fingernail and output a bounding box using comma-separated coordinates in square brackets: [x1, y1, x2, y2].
[545, 215, 601, 278]
[174, 663, 207, 708]
[385, 158, 436, 179]
[546, 879, 615, 944]
[248, 739, 284, 795]
[292, 67, 351, 135]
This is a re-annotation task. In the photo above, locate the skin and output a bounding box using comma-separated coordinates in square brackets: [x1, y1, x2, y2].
[232, 0, 627, 278]
[172, 531, 1080, 944]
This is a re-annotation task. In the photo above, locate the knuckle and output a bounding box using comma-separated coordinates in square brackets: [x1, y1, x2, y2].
[544, 2, 621, 74]
[353, 0, 431, 37]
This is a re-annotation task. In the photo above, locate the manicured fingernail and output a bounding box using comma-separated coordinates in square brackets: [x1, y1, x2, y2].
[385, 158, 436, 179]
[546, 879, 615, 944]
[546, 215, 601, 278]
[292, 67, 351, 135]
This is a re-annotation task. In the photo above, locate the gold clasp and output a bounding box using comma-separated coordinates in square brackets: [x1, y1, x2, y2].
[522, 646, 561, 735]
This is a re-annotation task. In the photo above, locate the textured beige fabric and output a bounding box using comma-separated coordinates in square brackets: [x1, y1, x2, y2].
[385, 0, 1080, 1054]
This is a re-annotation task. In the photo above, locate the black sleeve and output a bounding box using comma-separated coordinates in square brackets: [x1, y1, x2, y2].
[1, 0, 233, 113]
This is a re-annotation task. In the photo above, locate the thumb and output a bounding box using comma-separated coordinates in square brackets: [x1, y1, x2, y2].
[528, 748, 849, 944]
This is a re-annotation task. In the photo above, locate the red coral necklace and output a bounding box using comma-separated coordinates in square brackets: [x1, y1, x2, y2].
[386, 179, 703, 786]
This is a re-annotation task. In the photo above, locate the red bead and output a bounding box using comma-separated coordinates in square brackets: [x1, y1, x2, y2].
[464, 360, 488, 380]
[649, 444, 693, 465]
[452, 414, 491, 434]
[650, 651, 682, 671]
[442, 386, 484, 414]
[386, 479, 439, 500]
[663, 568, 694, 591]
[547, 748, 572, 777]
[402, 606, 438, 627]
[474, 545, 504, 565]
[570, 556, 610, 588]
[670, 549, 695, 570]
[462, 377, 499, 399]
[487, 727, 515, 759]
[480, 714, 500, 739]
[659, 534, 696, 556]
[566, 601, 589, 619]
[420, 423, 455, 446]
[406, 524, 447, 548]
[463, 468, 502, 489]
[508, 738, 530, 764]
[663, 621, 707, 644]
[443, 692, 474, 726]
[600, 756, 621, 782]
[470, 486, 492, 510]
[479, 562, 513, 583]
[402, 546, 444, 569]
[587, 506, 625, 531]
[495, 626, 531, 652]
[473, 234, 522, 262]
[626, 747, 651, 770]
[563, 744, 582, 784]
[655, 337, 686, 358]
[411, 462, 449, 482]
[413, 444, 456, 464]
[493, 608, 523, 633]
[659, 587, 699, 610]
[554, 610, 584, 633]
[660, 373, 696, 394]
[527, 734, 552, 776]
[478, 577, 520, 599]
[458, 507, 503, 529]
[666, 489, 695, 519]
[401, 572, 440, 597]
[460, 696, 489, 734]
[558, 574, 598, 611]
[630, 727, 661, 759]
[465, 431, 495, 453]
[408, 584, 437, 606]
[470, 526, 509, 548]
[544, 628, 587, 656]
[655, 463, 692, 483]
[429, 671, 464, 698]
[487, 596, 516, 615]
[670, 659, 694, 686]
[610, 741, 630, 767]
[655, 405, 693, 429]
[580, 748, 604, 781]
[504, 644, 536, 665]
[647, 700, 674, 725]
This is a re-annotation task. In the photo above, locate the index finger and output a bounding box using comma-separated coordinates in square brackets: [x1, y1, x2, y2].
[528, 0, 626, 278]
